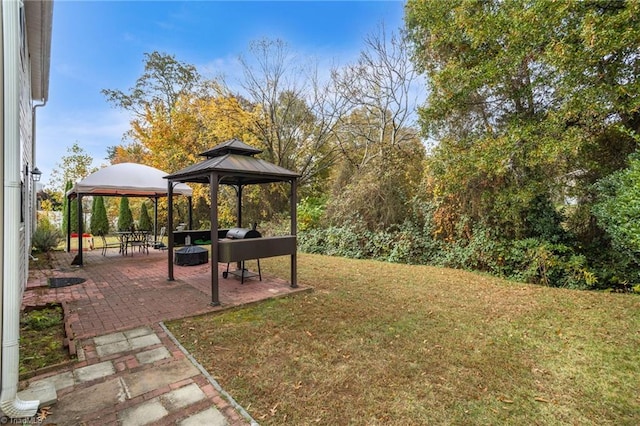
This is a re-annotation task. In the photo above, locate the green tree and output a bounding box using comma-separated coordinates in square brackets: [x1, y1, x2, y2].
[404, 0, 640, 243]
[117, 197, 134, 231]
[69, 197, 79, 234]
[102, 51, 202, 122]
[138, 202, 153, 231]
[90, 196, 109, 236]
[593, 153, 640, 266]
[48, 142, 97, 193]
[61, 180, 72, 235]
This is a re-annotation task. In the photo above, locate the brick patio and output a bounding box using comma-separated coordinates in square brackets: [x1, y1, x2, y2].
[23, 248, 311, 340]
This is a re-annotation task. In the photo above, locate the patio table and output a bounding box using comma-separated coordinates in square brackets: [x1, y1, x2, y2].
[116, 231, 150, 256]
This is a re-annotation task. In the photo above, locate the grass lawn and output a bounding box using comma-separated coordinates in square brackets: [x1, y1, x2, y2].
[166, 253, 640, 425]
[20, 304, 71, 378]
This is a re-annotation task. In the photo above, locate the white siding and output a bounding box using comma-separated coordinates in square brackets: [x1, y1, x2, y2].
[18, 3, 34, 294]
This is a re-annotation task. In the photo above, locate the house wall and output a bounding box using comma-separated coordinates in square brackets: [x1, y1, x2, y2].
[18, 3, 32, 293]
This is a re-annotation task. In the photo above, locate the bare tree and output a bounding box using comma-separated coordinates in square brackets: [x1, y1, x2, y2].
[329, 25, 424, 170]
[239, 39, 341, 189]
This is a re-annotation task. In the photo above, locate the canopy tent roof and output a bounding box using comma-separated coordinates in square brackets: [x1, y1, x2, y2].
[165, 138, 300, 185]
[67, 163, 193, 198]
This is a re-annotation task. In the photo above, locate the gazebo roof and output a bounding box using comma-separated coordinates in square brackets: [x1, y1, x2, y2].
[165, 140, 300, 185]
[199, 138, 263, 158]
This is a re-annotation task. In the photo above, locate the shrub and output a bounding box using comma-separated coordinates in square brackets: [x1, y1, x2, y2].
[138, 202, 153, 231]
[117, 197, 134, 231]
[297, 196, 326, 232]
[593, 153, 640, 264]
[90, 196, 109, 236]
[32, 215, 62, 253]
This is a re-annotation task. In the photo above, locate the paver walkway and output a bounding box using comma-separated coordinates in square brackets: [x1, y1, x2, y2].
[18, 248, 311, 425]
[20, 325, 247, 425]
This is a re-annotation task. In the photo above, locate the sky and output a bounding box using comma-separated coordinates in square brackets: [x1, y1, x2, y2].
[36, 0, 407, 188]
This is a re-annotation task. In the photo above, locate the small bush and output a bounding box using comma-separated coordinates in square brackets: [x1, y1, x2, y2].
[138, 202, 153, 231]
[32, 215, 62, 253]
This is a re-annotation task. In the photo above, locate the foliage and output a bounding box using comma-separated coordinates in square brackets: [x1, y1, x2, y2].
[138, 201, 153, 231]
[69, 196, 79, 234]
[102, 51, 202, 119]
[192, 196, 209, 230]
[240, 39, 337, 193]
[39, 188, 63, 212]
[117, 197, 134, 231]
[20, 304, 70, 376]
[61, 180, 72, 234]
[593, 152, 640, 263]
[90, 196, 109, 236]
[297, 196, 326, 232]
[32, 215, 62, 253]
[403, 0, 640, 285]
[48, 142, 97, 194]
[326, 140, 425, 230]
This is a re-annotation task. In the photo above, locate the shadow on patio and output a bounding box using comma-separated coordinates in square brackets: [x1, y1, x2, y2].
[23, 248, 312, 341]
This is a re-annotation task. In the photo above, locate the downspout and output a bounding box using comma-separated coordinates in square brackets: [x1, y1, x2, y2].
[0, 0, 39, 417]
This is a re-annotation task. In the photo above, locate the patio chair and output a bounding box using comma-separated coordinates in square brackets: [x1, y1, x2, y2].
[127, 230, 150, 255]
[99, 233, 123, 256]
[153, 226, 167, 250]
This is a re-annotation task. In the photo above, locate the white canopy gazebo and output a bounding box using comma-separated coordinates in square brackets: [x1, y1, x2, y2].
[65, 163, 193, 265]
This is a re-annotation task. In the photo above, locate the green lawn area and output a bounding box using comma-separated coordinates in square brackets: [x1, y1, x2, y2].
[166, 253, 640, 425]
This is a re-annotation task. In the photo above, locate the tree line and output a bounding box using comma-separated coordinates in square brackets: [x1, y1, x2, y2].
[42, 1, 640, 291]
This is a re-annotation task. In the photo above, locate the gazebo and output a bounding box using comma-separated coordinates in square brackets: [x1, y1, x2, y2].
[65, 162, 193, 266]
[164, 139, 300, 306]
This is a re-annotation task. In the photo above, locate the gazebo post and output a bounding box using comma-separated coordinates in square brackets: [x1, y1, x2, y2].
[167, 182, 174, 281]
[290, 179, 298, 288]
[236, 185, 242, 270]
[188, 196, 193, 229]
[210, 173, 220, 306]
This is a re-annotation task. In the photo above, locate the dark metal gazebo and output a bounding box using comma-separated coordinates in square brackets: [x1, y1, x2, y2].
[164, 139, 300, 306]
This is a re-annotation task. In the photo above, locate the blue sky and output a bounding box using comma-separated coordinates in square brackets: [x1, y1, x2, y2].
[36, 1, 407, 188]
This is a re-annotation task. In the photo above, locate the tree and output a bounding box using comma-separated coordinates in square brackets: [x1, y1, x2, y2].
[117, 197, 134, 231]
[69, 197, 79, 234]
[90, 196, 109, 236]
[102, 51, 202, 121]
[329, 25, 424, 170]
[48, 142, 97, 193]
[138, 202, 153, 232]
[61, 180, 73, 235]
[103, 54, 258, 221]
[593, 153, 640, 266]
[404, 0, 640, 242]
[239, 39, 339, 191]
[324, 26, 426, 230]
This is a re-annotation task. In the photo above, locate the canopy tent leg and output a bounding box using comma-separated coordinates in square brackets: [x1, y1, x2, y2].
[71, 195, 84, 266]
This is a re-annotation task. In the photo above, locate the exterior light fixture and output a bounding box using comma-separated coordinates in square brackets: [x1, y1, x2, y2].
[31, 167, 42, 182]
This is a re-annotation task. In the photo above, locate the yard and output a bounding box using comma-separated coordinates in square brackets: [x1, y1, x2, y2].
[166, 253, 640, 425]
